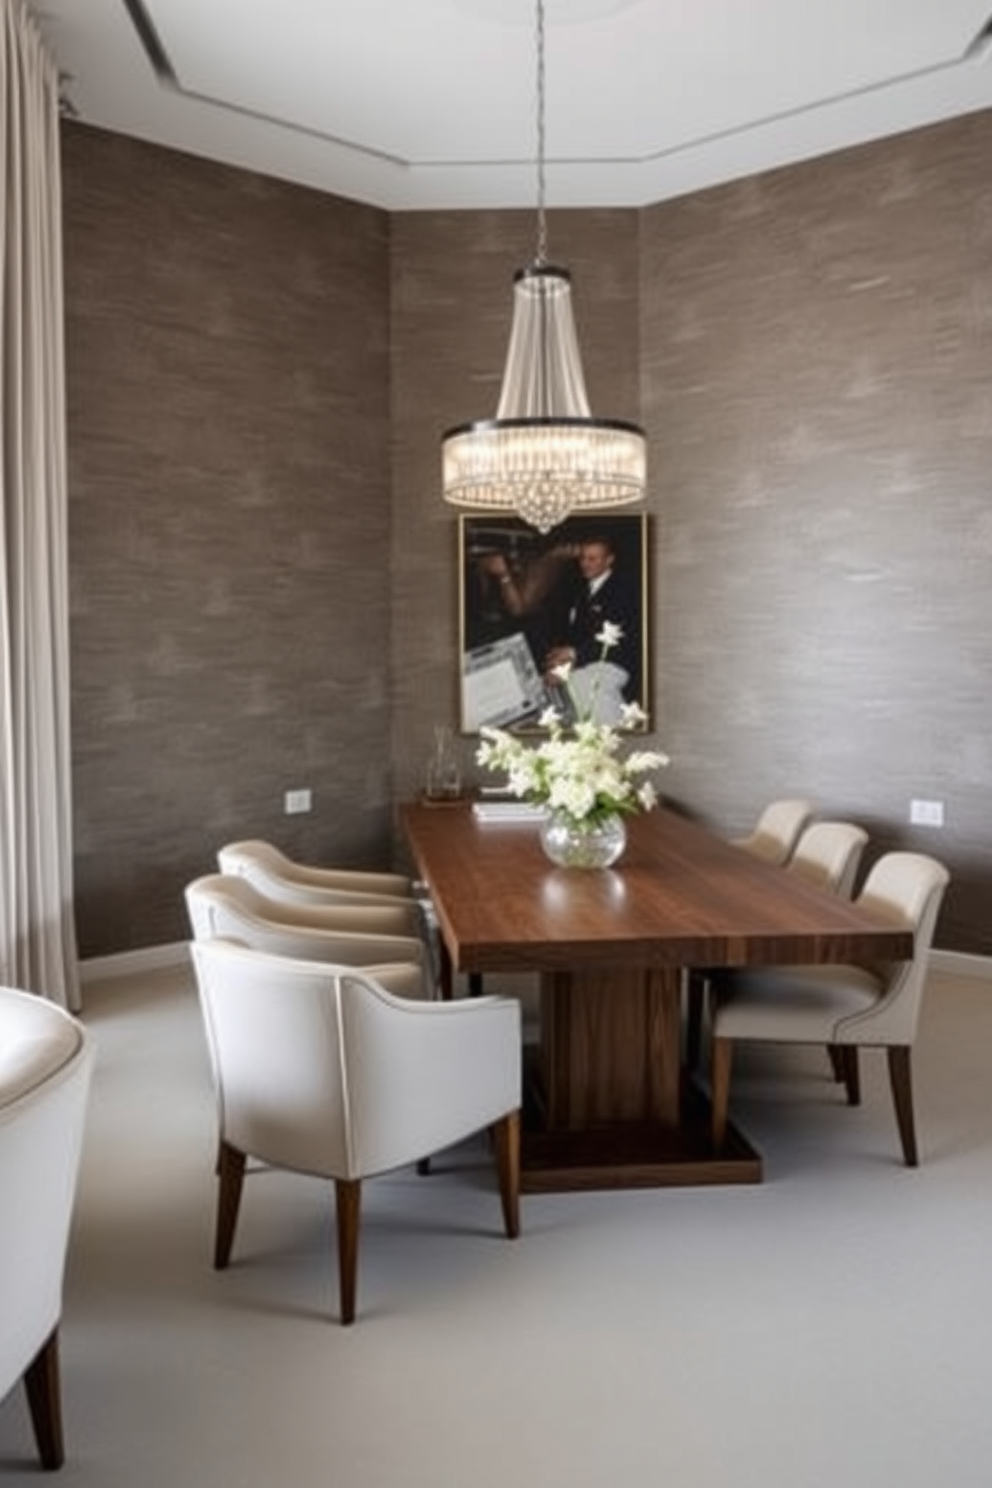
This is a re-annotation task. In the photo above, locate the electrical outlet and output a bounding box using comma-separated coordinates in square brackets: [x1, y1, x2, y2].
[909, 799, 944, 827]
[284, 789, 312, 815]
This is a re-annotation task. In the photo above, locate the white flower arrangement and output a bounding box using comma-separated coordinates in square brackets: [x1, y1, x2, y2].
[476, 622, 669, 827]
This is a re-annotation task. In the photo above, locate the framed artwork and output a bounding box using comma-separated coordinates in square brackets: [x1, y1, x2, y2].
[458, 512, 651, 734]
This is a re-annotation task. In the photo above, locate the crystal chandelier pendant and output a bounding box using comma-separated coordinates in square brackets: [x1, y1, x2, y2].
[440, 1, 646, 533]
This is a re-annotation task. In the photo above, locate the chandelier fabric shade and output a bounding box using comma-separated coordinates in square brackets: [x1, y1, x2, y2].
[442, 265, 646, 534]
[496, 265, 595, 420]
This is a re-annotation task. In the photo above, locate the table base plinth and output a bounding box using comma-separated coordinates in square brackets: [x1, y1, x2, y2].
[520, 1053, 762, 1193]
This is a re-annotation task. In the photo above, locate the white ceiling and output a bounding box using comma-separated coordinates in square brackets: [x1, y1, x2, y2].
[30, 0, 992, 211]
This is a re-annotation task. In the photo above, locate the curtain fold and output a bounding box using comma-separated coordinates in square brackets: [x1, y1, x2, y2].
[0, 0, 79, 1007]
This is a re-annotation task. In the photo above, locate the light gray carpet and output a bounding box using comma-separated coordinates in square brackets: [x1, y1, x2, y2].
[2, 961, 991, 1486]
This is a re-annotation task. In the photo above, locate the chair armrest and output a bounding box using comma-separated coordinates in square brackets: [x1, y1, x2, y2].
[355, 962, 431, 1001]
[340, 984, 522, 1175]
[290, 866, 413, 897]
[260, 899, 422, 938]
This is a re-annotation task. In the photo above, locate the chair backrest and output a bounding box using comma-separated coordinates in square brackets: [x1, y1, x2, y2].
[845, 852, 950, 1045]
[787, 821, 868, 899]
[187, 872, 316, 943]
[733, 798, 816, 865]
[0, 989, 92, 1401]
[218, 840, 411, 904]
[218, 839, 293, 879]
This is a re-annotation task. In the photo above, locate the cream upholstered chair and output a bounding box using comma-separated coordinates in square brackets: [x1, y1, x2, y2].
[217, 839, 414, 909]
[732, 819, 870, 1086]
[185, 873, 434, 998]
[731, 797, 817, 864]
[710, 852, 949, 1166]
[0, 988, 93, 1469]
[685, 800, 824, 1068]
[784, 820, 868, 899]
[190, 938, 521, 1323]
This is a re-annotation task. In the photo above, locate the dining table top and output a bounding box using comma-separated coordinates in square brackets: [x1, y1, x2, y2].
[401, 799, 915, 976]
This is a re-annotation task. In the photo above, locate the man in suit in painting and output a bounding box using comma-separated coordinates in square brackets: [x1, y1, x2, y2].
[543, 534, 641, 724]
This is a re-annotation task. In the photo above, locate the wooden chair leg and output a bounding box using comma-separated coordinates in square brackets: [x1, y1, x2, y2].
[335, 1178, 362, 1325]
[711, 1037, 733, 1149]
[684, 970, 705, 1070]
[214, 1141, 247, 1269]
[838, 1046, 861, 1106]
[492, 1110, 521, 1239]
[827, 1045, 844, 1082]
[24, 1328, 64, 1470]
[887, 1045, 919, 1167]
[438, 942, 454, 1001]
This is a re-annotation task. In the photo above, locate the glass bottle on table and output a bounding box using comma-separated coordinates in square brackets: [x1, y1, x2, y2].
[424, 724, 462, 801]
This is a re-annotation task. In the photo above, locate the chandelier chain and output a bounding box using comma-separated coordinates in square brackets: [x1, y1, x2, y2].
[535, 0, 547, 266]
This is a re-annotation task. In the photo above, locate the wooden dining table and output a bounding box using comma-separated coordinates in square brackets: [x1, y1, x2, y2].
[401, 800, 913, 1192]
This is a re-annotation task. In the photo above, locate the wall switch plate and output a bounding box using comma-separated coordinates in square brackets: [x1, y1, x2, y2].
[284, 789, 312, 814]
[909, 799, 944, 827]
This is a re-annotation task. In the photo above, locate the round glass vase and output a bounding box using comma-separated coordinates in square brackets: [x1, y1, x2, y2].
[539, 810, 627, 869]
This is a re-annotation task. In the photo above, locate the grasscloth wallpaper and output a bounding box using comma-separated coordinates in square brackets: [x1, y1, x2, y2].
[63, 132, 392, 955]
[61, 112, 992, 957]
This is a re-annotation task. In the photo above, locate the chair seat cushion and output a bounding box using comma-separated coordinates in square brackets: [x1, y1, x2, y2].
[712, 964, 883, 1044]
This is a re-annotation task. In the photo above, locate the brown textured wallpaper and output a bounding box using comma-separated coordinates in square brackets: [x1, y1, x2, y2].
[61, 111, 992, 956]
[62, 130, 392, 956]
[641, 111, 992, 954]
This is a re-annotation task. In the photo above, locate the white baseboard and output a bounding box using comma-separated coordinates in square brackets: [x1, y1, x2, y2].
[80, 941, 191, 985]
[930, 949, 992, 980]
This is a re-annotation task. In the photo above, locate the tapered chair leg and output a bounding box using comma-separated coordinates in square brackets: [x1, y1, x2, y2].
[492, 1110, 521, 1239]
[711, 1037, 733, 1149]
[24, 1328, 64, 1470]
[827, 1045, 844, 1082]
[684, 970, 706, 1070]
[887, 1045, 919, 1166]
[335, 1178, 362, 1325]
[214, 1141, 247, 1269]
[837, 1046, 861, 1106]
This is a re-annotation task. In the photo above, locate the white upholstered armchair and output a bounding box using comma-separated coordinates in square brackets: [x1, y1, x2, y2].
[190, 939, 522, 1323]
[0, 988, 93, 1469]
[185, 873, 434, 998]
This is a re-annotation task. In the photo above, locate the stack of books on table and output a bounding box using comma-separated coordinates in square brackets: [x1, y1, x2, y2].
[471, 799, 548, 823]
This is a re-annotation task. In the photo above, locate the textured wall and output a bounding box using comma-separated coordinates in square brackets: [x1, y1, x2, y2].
[62, 129, 392, 956]
[61, 110, 992, 957]
[641, 111, 992, 952]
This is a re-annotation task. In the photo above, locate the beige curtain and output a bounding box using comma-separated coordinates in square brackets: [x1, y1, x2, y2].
[0, 0, 79, 1007]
